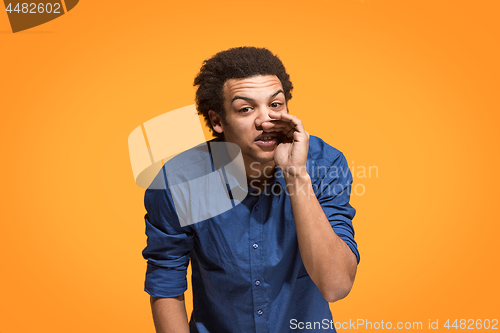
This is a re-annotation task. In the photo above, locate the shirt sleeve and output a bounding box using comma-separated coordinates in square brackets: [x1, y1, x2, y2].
[315, 153, 360, 263]
[142, 168, 194, 298]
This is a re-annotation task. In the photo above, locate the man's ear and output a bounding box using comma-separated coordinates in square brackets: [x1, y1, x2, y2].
[208, 110, 224, 134]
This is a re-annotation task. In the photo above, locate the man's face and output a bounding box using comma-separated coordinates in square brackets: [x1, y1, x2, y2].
[214, 75, 288, 165]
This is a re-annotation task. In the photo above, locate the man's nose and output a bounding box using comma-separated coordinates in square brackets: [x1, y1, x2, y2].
[255, 106, 272, 129]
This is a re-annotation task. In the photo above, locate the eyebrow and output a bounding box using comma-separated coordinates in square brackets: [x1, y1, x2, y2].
[231, 89, 284, 103]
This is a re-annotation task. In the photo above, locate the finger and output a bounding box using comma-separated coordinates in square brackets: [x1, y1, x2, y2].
[268, 111, 292, 123]
[269, 112, 306, 139]
[262, 126, 294, 140]
[261, 121, 293, 131]
[261, 119, 290, 126]
[261, 121, 294, 137]
[269, 112, 301, 129]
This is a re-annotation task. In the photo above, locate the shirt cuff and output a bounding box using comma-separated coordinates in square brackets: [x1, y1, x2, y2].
[336, 233, 360, 264]
[144, 262, 188, 298]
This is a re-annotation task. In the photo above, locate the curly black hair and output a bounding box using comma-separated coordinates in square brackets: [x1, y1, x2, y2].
[194, 47, 293, 140]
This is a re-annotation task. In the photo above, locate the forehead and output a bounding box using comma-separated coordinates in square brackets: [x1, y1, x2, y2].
[223, 75, 283, 99]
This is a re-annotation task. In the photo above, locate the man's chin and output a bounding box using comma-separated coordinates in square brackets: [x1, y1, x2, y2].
[247, 151, 275, 165]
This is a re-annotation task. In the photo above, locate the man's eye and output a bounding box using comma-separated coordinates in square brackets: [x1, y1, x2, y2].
[270, 102, 282, 108]
[239, 107, 252, 113]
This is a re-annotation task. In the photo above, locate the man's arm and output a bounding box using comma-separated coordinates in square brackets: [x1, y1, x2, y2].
[286, 174, 357, 303]
[150, 295, 190, 333]
[142, 180, 194, 332]
[264, 111, 358, 303]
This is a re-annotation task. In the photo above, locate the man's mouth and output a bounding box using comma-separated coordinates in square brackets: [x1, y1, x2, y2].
[254, 132, 282, 147]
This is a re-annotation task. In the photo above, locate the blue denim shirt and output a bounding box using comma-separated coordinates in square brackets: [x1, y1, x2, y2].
[142, 135, 359, 333]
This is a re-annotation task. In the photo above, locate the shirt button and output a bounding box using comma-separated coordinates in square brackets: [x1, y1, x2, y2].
[255, 280, 261, 286]
[254, 205, 259, 211]
[257, 309, 263, 315]
[252, 243, 259, 249]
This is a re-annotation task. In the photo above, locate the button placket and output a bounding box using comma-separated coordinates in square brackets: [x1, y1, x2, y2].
[250, 197, 267, 332]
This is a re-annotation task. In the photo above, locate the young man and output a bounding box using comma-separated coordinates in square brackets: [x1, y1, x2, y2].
[143, 47, 359, 333]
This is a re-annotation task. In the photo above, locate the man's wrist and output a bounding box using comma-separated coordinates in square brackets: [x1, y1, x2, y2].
[284, 173, 312, 196]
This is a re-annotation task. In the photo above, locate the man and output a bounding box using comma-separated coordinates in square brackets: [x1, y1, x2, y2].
[143, 47, 359, 332]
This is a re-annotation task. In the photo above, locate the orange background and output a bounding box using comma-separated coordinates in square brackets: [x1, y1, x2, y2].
[1, 0, 499, 332]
